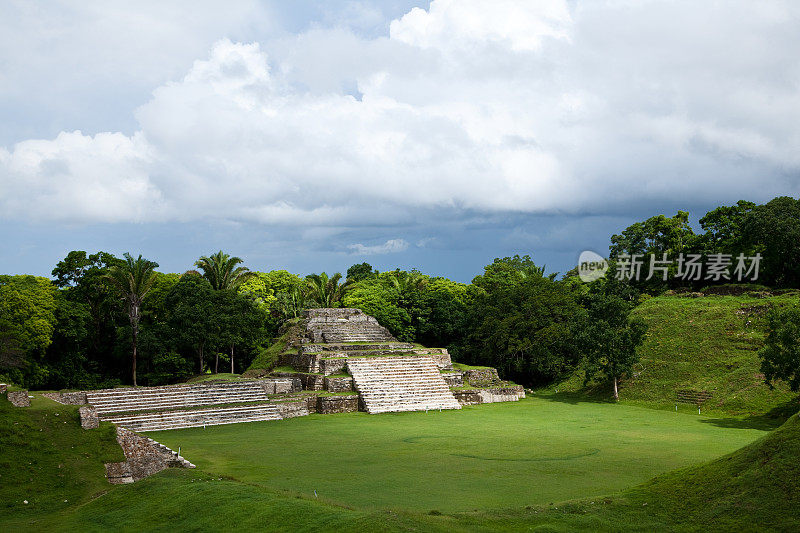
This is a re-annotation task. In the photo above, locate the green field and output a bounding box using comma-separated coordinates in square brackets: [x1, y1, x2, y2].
[148, 396, 764, 513]
[6, 293, 800, 532]
[4, 393, 797, 531]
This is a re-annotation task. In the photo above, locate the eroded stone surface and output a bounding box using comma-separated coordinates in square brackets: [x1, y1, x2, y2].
[316, 394, 359, 414]
[79, 405, 99, 429]
[106, 427, 195, 484]
[8, 390, 30, 407]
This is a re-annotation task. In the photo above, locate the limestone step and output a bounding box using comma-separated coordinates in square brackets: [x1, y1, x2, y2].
[347, 356, 461, 415]
[103, 404, 282, 432]
[87, 381, 272, 415]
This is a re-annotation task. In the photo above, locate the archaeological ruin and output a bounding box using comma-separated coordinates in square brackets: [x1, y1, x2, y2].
[43, 308, 524, 482]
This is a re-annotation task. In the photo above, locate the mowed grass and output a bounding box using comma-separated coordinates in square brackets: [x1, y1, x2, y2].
[149, 396, 765, 513]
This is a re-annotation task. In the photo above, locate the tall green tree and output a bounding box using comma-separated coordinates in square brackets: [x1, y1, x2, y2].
[759, 303, 800, 392]
[346, 262, 376, 283]
[577, 289, 647, 401]
[216, 290, 269, 373]
[741, 196, 800, 287]
[697, 200, 757, 255]
[0, 276, 58, 386]
[193, 251, 254, 291]
[104, 253, 159, 386]
[455, 256, 583, 386]
[162, 274, 218, 374]
[342, 275, 414, 340]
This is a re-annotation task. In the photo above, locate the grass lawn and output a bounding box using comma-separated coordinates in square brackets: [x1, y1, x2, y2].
[148, 396, 765, 513]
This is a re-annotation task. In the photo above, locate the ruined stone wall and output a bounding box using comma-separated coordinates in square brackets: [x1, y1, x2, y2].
[478, 385, 525, 403]
[79, 405, 99, 429]
[302, 308, 394, 343]
[452, 385, 525, 406]
[42, 391, 88, 405]
[452, 389, 482, 405]
[8, 390, 30, 407]
[413, 349, 453, 369]
[440, 372, 464, 387]
[324, 376, 353, 392]
[320, 357, 347, 376]
[317, 394, 359, 414]
[108, 427, 194, 484]
[463, 368, 501, 386]
[273, 399, 310, 419]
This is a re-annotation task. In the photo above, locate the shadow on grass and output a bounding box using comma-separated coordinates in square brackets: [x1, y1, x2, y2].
[532, 390, 616, 405]
[700, 397, 800, 431]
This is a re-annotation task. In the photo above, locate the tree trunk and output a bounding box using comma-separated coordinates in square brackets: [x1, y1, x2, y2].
[230, 344, 235, 374]
[131, 326, 138, 387]
[198, 344, 204, 374]
[130, 302, 139, 387]
[215, 353, 219, 374]
[613, 376, 619, 402]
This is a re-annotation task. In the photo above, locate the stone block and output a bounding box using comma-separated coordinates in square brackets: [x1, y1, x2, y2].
[452, 389, 483, 406]
[0, 383, 7, 394]
[320, 357, 347, 376]
[324, 376, 353, 392]
[274, 400, 310, 418]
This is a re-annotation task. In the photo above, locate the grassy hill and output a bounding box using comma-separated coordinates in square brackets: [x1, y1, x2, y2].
[549, 293, 800, 418]
[0, 393, 123, 530]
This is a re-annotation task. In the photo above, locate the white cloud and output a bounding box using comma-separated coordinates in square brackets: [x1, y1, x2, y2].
[389, 0, 572, 51]
[1, 1, 799, 228]
[348, 238, 410, 255]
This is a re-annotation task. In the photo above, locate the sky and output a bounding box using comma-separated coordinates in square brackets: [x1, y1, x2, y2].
[1, 0, 799, 282]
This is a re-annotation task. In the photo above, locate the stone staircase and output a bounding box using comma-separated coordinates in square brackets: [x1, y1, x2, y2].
[86, 381, 274, 415]
[103, 403, 282, 432]
[346, 356, 461, 414]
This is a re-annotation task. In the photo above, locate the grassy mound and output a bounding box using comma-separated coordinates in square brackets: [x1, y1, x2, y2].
[552, 294, 799, 417]
[244, 318, 303, 375]
[0, 393, 123, 530]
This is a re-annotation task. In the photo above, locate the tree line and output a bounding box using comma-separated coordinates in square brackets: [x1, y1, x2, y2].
[2, 194, 799, 398]
[0, 251, 644, 400]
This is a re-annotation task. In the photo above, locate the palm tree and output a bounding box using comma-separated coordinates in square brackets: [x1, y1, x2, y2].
[305, 272, 350, 308]
[192, 251, 255, 374]
[104, 253, 159, 386]
[193, 251, 254, 291]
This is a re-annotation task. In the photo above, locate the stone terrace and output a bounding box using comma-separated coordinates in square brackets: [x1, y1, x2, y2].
[80, 378, 298, 432]
[103, 403, 283, 432]
[304, 308, 395, 343]
[86, 379, 293, 415]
